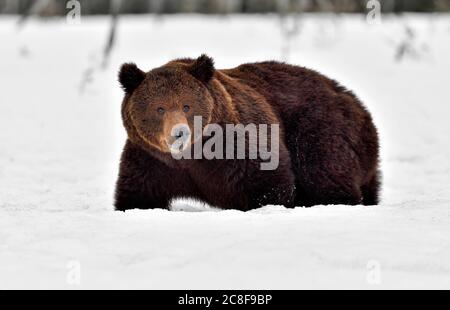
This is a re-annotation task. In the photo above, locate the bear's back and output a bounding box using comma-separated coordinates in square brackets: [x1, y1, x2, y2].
[222, 61, 355, 113]
[222, 61, 378, 177]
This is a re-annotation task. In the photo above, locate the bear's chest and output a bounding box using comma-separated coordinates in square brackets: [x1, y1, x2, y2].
[181, 159, 248, 202]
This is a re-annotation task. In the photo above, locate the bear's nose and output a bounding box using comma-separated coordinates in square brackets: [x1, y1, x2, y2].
[171, 124, 191, 142]
[166, 124, 191, 152]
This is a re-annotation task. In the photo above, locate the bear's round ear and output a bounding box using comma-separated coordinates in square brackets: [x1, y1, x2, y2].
[188, 54, 215, 84]
[118, 63, 146, 94]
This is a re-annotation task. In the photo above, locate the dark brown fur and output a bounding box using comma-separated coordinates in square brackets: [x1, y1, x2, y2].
[115, 55, 380, 211]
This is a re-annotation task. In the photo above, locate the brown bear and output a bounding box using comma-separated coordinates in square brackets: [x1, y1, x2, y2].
[115, 55, 380, 211]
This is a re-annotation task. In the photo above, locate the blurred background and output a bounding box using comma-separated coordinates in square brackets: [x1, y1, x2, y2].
[1, 0, 450, 15]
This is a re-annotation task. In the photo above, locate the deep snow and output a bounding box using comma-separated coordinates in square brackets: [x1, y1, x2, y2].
[0, 14, 449, 289]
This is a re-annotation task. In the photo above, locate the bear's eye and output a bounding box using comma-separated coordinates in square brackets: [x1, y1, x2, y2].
[183, 105, 190, 113]
[157, 107, 165, 115]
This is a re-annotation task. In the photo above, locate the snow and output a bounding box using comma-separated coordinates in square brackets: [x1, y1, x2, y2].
[0, 14, 449, 289]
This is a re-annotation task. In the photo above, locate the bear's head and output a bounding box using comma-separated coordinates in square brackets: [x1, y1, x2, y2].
[118, 55, 215, 155]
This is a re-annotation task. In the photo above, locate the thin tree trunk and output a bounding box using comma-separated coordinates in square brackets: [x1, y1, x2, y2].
[102, 0, 122, 68]
[17, 0, 52, 28]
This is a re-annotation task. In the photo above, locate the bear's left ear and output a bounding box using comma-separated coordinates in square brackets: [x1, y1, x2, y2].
[118, 63, 146, 94]
[188, 54, 215, 84]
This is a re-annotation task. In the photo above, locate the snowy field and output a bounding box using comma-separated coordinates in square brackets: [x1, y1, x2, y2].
[0, 14, 449, 289]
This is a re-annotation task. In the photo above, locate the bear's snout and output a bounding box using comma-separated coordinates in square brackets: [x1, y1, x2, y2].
[167, 123, 191, 150]
[163, 112, 191, 153]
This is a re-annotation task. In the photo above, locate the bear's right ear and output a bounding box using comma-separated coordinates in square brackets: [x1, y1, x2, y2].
[118, 63, 146, 94]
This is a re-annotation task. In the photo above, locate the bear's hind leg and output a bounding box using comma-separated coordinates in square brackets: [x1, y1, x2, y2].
[295, 181, 363, 207]
[292, 135, 364, 207]
[361, 170, 381, 206]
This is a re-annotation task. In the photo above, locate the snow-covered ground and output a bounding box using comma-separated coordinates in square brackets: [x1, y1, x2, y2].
[0, 14, 449, 289]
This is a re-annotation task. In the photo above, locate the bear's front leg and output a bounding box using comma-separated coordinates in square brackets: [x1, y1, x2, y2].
[115, 186, 169, 211]
[115, 141, 175, 211]
[245, 149, 297, 210]
[247, 170, 296, 210]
